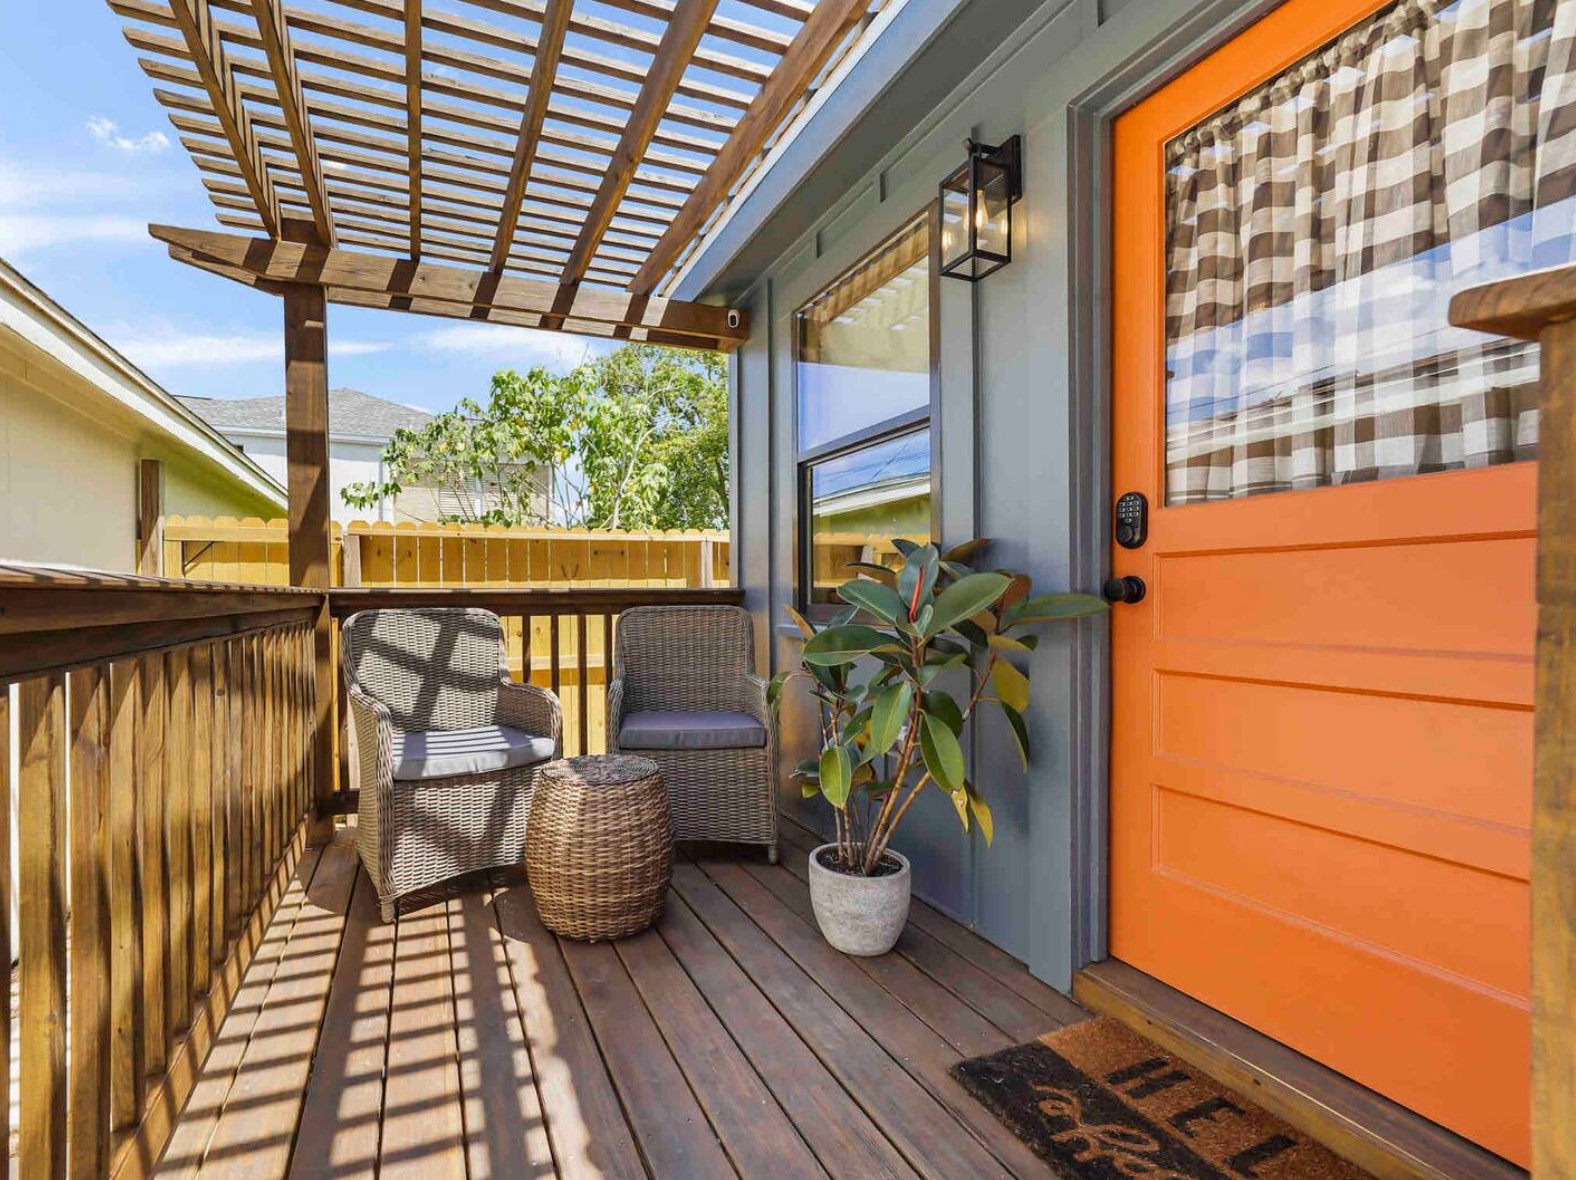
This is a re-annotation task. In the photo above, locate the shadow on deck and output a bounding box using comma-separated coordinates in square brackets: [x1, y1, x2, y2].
[154, 818, 1085, 1179]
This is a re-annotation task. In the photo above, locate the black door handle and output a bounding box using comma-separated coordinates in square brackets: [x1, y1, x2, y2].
[1102, 575, 1146, 605]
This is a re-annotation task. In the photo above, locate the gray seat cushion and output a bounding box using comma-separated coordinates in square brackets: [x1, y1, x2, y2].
[390, 724, 555, 781]
[618, 709, 767, 751]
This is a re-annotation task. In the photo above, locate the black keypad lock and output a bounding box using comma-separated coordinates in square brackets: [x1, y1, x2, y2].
[1114, 492, 1148, 549]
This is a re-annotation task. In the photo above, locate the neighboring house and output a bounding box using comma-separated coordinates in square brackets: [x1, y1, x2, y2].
[0, 258, 283, 572]
[682, 0, 1561, 1168]
[180, 387, 550, 524]
[179, 386, 430, 524]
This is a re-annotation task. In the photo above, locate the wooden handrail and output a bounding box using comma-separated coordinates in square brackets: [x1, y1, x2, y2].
[327, 584, 744, 618]
[0, 564, 321, 684]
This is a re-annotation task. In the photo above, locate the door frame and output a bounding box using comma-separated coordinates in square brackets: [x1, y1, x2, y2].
[1061, 0, 1302, 973]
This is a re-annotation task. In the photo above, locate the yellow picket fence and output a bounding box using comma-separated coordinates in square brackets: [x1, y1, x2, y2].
[160, 516, 733, 756]
[161, 516, 730, 590]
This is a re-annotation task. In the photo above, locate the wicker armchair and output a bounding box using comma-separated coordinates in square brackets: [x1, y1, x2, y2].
[342, 608, 562, 919]
[608, 605, 777, 861]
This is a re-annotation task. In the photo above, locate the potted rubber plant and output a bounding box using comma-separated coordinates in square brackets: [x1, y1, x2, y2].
[773, 539, 1107, 956]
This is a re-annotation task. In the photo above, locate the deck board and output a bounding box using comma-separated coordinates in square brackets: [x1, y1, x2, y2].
[146, 822, 1075, 1179]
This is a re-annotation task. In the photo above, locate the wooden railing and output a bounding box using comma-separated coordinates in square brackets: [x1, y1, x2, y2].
[0, 564, 322, 1180]
[325, 585, 746, 797]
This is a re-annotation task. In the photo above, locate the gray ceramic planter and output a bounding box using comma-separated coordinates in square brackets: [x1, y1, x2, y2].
[807, 844, 912, 956]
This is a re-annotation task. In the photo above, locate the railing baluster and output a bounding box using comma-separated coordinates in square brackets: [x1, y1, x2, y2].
[226, 639, 244, 948]
[192, 646, 214, 994]
[68, 666, 112, 1180]
[602, 612, 615, 755]
[108, 660, 142, 1131]
[577, 611, 589, 755]
[213, 644, 229, 963]
[138, 651, 168, 1080]
[18, 672, 67, 1180]
[166, 646, 193, 1042]
[549, 612, 562, 703]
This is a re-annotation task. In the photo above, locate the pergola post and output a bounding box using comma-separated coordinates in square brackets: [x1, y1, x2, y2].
[283, 278, 335, 843]
[1451, 266, 1576, 1180]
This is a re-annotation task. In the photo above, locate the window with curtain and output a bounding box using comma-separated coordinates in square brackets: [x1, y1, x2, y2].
[1164, 0, 1576, 505]
[795, 214, 935, 608]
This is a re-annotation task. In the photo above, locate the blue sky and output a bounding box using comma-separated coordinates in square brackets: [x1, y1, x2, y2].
[0, 0, 614, 413]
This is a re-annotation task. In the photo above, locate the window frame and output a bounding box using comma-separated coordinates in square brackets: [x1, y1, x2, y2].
[792, 205, 942, 616]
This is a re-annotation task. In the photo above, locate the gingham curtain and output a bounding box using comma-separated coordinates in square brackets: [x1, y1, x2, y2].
[1164, 0, 1576, 504]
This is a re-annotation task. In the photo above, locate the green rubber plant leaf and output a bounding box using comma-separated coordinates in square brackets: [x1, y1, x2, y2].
[868, 681, 913, 755]
[966, 785, 994, 846]
[896, 544, 940, 621]
[845, 561, 898, 585]
[801, 781, 822, 799]
[987, 633, 1034, 654]
[802, 624, 893, 666]
[1001, 703, 1031, 771]
[991, 658, 1031, 713]
[941, 537, 991, 564]
[953, 618, 991, 650]
[1002, 592, 1110, 628]
[920, 711, 966, 791]
[792, 757, 820, 780]
[890, 538, 922, 557]
[950, 788, 971, 831]
[783, 604, 817, 640]
[836, 577, 907, 626]
[926, 572, 1010, 637]
[922, 690, 965, 735]
[819, 743, 853, 808]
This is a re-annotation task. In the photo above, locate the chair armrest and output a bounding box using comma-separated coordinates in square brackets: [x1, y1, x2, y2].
[742, 672, 772, 731]
[497, 679, 563, 755]
[606, 677, 625, 751]
[346, 685, 394, 794]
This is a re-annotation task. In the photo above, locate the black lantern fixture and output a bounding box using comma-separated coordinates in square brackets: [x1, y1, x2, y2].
[938, 136, 1022, 282]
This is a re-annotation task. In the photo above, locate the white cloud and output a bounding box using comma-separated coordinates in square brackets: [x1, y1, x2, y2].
[107, 328, 390, 369]
[416, 323, 609, 372]
[86, 116, 171, 155]
[0, 213, 153, 257]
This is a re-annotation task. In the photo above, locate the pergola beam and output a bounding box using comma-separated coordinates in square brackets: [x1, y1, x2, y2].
[166, 0, 280, 236]
[557, 0, 722, 295]
[490, 0, 572, 271]
[249, 0, 333, 244]
[154, 225, 749, 349]
[631, 0, 869, 294]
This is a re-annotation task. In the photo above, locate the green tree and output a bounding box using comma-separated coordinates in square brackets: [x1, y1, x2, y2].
[342, 343, 729, 529]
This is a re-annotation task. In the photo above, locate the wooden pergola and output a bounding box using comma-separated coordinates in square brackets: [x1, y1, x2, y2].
[108, 0, 882, 824]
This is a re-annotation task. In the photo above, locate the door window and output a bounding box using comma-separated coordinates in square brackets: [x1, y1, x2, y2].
[1165, 0, 1576, 504]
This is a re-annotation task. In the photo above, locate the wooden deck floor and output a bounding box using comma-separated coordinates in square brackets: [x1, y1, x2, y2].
[153, 817, 1086, 1180]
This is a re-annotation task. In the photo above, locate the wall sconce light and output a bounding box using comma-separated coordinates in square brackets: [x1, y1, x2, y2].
[938, 136, 1022, 282]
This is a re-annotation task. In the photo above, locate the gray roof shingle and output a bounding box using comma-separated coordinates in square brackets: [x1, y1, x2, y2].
[178, 387, 434, 441]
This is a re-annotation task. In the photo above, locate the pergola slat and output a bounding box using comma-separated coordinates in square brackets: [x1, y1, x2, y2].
[165, 0, 281, 236]
[249, 0, 334, 244]
[492, 0, 571, 271]
[112, 0, 886, 326]
[404, 0, 422, 256]
[633, 0, 872, 293]
[558, 0, 722, 300]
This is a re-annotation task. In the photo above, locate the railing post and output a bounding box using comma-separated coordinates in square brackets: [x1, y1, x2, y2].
[1451, 267, 1576, 1180]
[284, 278, 336, 843]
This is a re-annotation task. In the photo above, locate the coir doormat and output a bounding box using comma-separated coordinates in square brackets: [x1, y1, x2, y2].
[950, 1017, 1375, 1180]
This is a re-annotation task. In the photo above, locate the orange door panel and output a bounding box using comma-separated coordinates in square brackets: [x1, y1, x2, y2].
[1109, 0, 1534, 1165]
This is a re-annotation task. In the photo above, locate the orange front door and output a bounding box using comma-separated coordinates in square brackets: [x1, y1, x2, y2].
[1109, 0, 1540, 1165]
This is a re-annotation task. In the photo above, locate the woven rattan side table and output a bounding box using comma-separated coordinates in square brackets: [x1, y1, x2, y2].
[525, 754, 672, 941]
